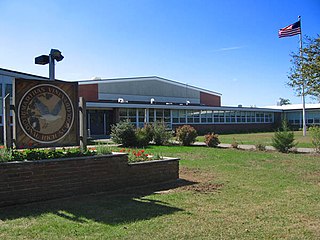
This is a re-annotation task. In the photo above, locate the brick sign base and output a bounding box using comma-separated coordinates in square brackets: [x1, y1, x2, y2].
[0, 154, 179, 207]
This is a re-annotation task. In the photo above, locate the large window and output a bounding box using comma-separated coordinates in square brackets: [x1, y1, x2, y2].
[119, 108, 137, 125]
[223, 111, 236, 123]
[172, 110, 179, 123]
[119, 108, 275, 128]
[237, 111, 246, 123]
[149, 109, 155, 122]
[148, 109, 171, 128]
[256, 112, 264, 123]
[213, 111, 225, 123]
[138, 109, 145, 128]
[5, 84, 12, 97]
[265, 113, 273, 123]
[201, 110, 212, 123]
[247, 112, 255, 122]
[179, 110, 186, 123]
[187, 110, 194, 123]
[286, 111, 320, 126]
[171, 109, 274, 125]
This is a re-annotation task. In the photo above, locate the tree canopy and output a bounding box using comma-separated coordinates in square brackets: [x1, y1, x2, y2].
[288, 35, 320, 99]
[279, 98, 291, 106]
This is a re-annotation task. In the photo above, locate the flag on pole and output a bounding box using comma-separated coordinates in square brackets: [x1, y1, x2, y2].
[278, 21, 301, 38]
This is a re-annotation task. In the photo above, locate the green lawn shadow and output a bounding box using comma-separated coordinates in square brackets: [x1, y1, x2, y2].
[0, 179, 194, 225]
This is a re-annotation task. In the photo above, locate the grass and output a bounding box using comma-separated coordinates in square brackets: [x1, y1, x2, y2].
[197, 131, 313, 148]
[0, 146, 319, 239]
[89, 130, 314, 148]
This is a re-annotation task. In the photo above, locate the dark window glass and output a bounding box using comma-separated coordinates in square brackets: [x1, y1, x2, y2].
[5, 84, 12, 96]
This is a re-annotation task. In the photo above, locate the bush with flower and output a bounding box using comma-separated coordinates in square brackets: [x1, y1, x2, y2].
[119, 148, 162, 163]
[0, 146, 96, 162]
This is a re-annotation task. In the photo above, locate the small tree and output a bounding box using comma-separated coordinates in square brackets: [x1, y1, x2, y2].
[153, 122, 172, 145]
[272, 121, 296, 153]
[204, 133, 220, 147]
[143, 123, 154, 143]
[279, 98, 291, 106]
[309, 126, 320, 152]
[288, 35, 320, 99]
[110, 121, 136, 147]
[176, 125, 198, 146]
[135, 128, 151, 147]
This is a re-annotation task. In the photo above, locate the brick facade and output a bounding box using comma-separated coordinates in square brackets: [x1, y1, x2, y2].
[0, 154, 179, 207]
[200, 92, 221, 106]
[79, 84, 98, 101]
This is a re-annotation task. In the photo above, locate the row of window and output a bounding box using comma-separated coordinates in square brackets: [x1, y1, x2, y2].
[172, 110, 273, 124]
[118, 108, 275, 127]
[119, 108, 172, 127]
[285, 111, 320, 125]
[288, 119, 320, 125]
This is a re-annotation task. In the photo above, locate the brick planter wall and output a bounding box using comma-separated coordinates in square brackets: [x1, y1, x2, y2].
[0, 153, 179, 207]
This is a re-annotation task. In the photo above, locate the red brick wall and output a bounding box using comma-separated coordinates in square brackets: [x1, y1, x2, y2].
[200, 92, 221, 107]
[0, 154, 179, 207]
[79, 84, 98, 101]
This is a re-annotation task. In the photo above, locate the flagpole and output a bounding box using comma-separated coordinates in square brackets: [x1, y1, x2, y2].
[299, 16, 307, 136]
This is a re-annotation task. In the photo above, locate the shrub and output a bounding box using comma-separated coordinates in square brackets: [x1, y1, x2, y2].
[204, 133, 220, 147]
[96, 144, 112, 155]
[1, 147, 95, 162]
[135, 127, 151, 147]
[143, 123, 154, 143]
[309, 126, 320, 152]
[153, 122, 172, 145]
[255, 143, 266, 151]
[272, 121, 296, 153]
[176, 125, 198, 146]
[119, 148, 163, 163]
[231, 138, 239, 149]
[0, 147, 12, 162]
[111, 121, 137, 147]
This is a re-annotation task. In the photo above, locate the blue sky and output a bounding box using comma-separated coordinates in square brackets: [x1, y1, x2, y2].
[0, 0, 319, 106]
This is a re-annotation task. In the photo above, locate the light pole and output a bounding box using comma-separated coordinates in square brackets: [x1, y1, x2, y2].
[35, 49, 64, 80]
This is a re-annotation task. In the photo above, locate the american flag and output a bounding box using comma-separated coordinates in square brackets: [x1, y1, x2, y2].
[278, 21, 301, 38]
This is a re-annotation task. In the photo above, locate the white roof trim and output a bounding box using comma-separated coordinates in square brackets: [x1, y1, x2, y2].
[265, 104, 320, 110]
[86, 102, 281, 112]
[0, 68, 48, 80]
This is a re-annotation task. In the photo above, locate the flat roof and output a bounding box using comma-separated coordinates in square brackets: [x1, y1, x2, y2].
[0, 68, 48, 80]
[86, 101, 281, 112]
[265, 104, 320, 111]
[78, 76, 222, 97]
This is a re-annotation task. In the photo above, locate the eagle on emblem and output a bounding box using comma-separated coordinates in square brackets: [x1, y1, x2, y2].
[33, 97, 63, 129]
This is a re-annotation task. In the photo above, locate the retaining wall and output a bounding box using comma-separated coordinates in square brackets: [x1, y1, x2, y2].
[0, 153, 179, 207]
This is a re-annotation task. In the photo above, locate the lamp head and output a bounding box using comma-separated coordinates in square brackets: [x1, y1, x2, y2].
[35, 55, 49, 65]
[50, 49, 64, 62]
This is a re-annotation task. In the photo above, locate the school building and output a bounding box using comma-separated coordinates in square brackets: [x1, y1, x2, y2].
[1, 67, 319, 139]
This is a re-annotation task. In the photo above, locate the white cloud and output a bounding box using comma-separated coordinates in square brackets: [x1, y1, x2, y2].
[212, 46, 245, 52]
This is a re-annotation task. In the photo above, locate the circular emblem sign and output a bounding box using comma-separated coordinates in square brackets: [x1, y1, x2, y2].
[18, 84, 74, 144]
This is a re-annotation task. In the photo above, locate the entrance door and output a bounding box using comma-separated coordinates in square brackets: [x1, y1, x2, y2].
[88, 110, 114, 136]
[89, 110, 105, 135]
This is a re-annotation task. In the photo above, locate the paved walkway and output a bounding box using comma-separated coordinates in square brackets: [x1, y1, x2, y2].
[194, 142, 317, 153]
[91, 139, 318, 154]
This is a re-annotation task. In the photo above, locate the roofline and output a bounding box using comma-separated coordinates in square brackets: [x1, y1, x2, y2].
[86, 102, 281, 112]
[78, 76, 222, 97]
[265, 104, 320, 111]
[0, 67, 48, 79]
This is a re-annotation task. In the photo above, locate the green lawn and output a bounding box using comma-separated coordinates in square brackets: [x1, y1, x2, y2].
[197, 131, 314, 148]
[0, 146, 319, 239]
